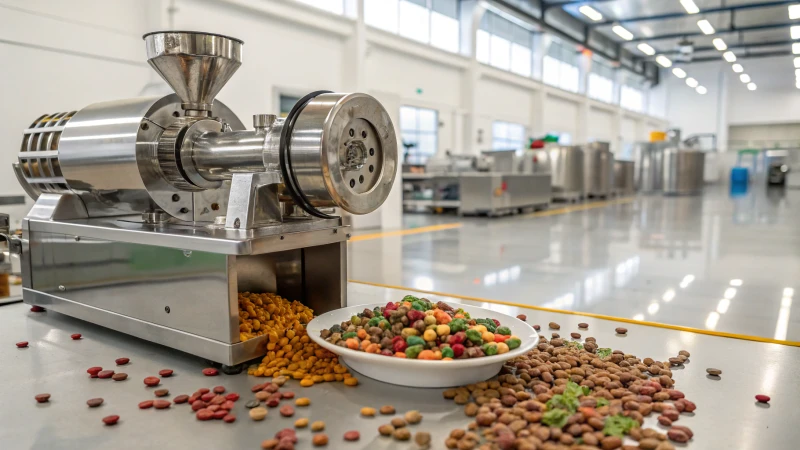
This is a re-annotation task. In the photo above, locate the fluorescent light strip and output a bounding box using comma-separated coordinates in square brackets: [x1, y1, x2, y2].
[732, 64, 743, 73]
[681, 0, 700, 14]
[723, 51, 736, 62]
[612, 25, 634, 41]
[672, 68, 687, 78]
[637, 43, 656, 56]
[794, 57, 800, 68]
[686, 77, 699, 88]
[792, 25, 800, 40]
[748, 82, 757, 91]
[712, 38, 727, 51]
[730, 279, 743, 286]
[697, 19, 715, 35]
[717, 298, 730, 314]
[579, 5, 603, 21]
[696, 86, 707, 94]
[724, 287, 737, 299]
[656, 55, 673, 67]
[791, 4, 800, 20]
[794, 42, 800, 54]
[663, 289, 676, 302]
[740, 74, 751, 83]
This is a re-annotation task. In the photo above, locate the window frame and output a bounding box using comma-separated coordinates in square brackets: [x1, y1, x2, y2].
[400, 105, 440, 165]
[492, 121, 526, 151]
[364, 0, 460, 53]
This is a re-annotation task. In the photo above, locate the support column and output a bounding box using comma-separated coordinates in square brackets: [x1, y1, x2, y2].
[459, 0, 485, 155]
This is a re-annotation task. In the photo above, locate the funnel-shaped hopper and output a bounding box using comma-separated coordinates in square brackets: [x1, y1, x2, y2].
[144, 31, 243, 113]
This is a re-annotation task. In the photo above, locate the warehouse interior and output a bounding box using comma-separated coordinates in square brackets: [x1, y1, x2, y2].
[1, 1, 799, 449]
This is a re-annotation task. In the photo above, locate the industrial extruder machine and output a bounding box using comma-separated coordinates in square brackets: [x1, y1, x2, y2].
[2, 31, 397, 370]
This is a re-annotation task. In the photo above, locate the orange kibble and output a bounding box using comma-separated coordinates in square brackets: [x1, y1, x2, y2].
[343, 377, 359, 387]
[300, 378, 314, 387]
[417, 350, 436, 360]
[394, 352, 406, 358]
[357, 329, 368, 340]
[345, 339, 359, 350]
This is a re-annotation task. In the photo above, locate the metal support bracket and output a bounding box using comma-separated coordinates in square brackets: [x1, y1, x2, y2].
[224, 172, 282, 230]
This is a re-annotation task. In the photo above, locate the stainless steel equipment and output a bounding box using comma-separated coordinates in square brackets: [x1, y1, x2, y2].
[458, 173, 551, 216]
[634, 142, 666, 193]
[614, 160, 635, 195]
[545, 145, 584, 201]
[583, 142, 614, 198]
[662, 148, 705, 195]
[7, 31, 397, 368]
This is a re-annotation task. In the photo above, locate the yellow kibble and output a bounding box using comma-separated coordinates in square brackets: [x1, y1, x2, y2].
[295, 397, 311, 406]
[311, 421, 325, 432]
[294, 418, 309, 428]
[344, 377, 359, 386]
[323, 374, 335, 382]
[423, 329, 437, 342]
[300, 378, 314, 387]
[360, 407, 376, 417]
[312, 375, 324, 383]
[334, 374, 344, 381]
[436, 324, 450, 336]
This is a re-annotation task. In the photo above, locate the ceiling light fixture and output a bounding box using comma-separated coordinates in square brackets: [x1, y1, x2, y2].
[672, 68, 687, 78]
[791, 4, 800, 20]
[724, 287, 737, 299]
[656, 55, 673, 67]
[696, 86, 708, 94]
[579, 5, 603, 21]
[612, 25, 634, 41]
[748, 82, 757, 91]
[723, 51, 736, 62]
[637, 43, 656, 56]
[794, 56, 800, 68]
[712, 38, 727, 51]
[792, 25, 800, 39]
[681, 0, 700, 14]
[794, 43, 800, 54]
[740, 74, 751, 83]
[732, 64, 744, 73]
[686, 77, 699, 88]
[730, 279, 743, 286]
[697, 19, 715, 35]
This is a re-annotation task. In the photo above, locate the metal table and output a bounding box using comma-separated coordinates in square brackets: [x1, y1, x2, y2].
[2, 283, 797, 449]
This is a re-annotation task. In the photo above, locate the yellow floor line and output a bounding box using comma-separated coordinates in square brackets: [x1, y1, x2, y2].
[349, 223, 463, 242]
[349, 280, 800, 348]
[350, 197, 634, 242]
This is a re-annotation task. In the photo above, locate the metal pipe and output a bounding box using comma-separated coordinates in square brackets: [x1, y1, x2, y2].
[190, 130, 269, 181]
[591, 1, 797, 27]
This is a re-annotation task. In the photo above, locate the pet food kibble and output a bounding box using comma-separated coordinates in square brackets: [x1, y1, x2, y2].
[115, 357, 129, 365]
[102, 415, 119, 425]
[213, 386, 225, 394]
[378, 424, 395, 436]
[578, 322, 588, 328]
[343, 377, 359, 386]
[281, 391, 295, 399]
[112, 373, 128, 381]
[16, 341, 28, 348]
[97, 370, 114, 379]
[393, 428, 411, 441]
[311, 421, 325, 431]
[391, 417, 407, 428]
[201, 392, 216, 402]
[679, 350, 690, 357]
[360, 407, 376, 417]
[153, 400, 171, 409]
[225, 392, 239, 402]
[255, 391, 269, 401]
[667, 429, 689, 443]
[380, 405, 395, 415]
[295, 397, 310, 407]
[138, 400, 154, 409]
[173, 394, 189, 404]
[261, 439, 279, 449]
[533, 324, 540, 330]
[343, 431, 360, 441]
[299, 378, 314, 387]
[71, 333, 82, 340]
[707, 368, 722, 376]
[143, 376, 160, 387]
[196, 409, 214, 421]
[516, 314, 527, 321]
[615, 327, 628, 334]
[86, 398, 103, 408]
[404, 410, 422, 424]
[570, 332, 581, 339]
[158, 369, 173, 377]
[548, 322, 560, 329]
[755, 394, 770, 403]
[202, 368, 218, 376]
[294, 418, 309, 428]
[212, 409, 227, 420]
[35, 393, 50, 403]
[87, 366, 103, 376]
[223, 414, 236, 423]
[280, 405, 294, 417]
[415, 431, 431, 447]
[154, 389, 169, 397]
[31, 305, 45, 312]
[249, 407, 268, 421]
[311, 434, 328, 446]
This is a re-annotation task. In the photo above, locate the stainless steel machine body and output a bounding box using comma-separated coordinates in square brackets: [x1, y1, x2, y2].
[544, 145, 584, 201]
[614, 160, 636, 195]
[634, 142, 666, 193]
[662, 148, 705, 195]
[7, 31, 398, 367]
[583, 142, 614, 198]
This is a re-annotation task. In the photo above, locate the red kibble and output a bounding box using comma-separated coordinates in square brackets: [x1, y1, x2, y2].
[71, 333, 82, 340]
[452, 343, 465, 358]
[158, 369, 173, 377]
[267, 398, 280, 408]
[275, 429, 298, 442]
[682, 399, 697, 413]
[264, 383, 279, 393]
[210, 395, 226, 406]
[188, 394, 201, 404]
[343, 430, 360, 441]
[35, 393, 51, 403]
[223, 414, 236, 423]
[86, 398, 104, 408]
[197, 388, 211, 394]
[138, 400, 154, 409]
[207, 405, 221, 412]
[87, 366, 103, 376]
[213, 386, 225, 394]
[153, 400, 171, 410]
[755, 394, 770, 403]
[251, 383, 267, 392]
[97, 370, 115, 379]
[533, 324, 541, 330]
[201, 392, 216, 402]
[225, 392, 240, 402]
[30, 305, 45, 312]
[213, 409, 228, 420]
[191, 400, 206, 411]
[102, 415, 120, 426]
[115, 357, 130, 365]
[16, 341, 28, 348]
[202, 368, 218, 376]
[281, 391, 295, 399]
[143, 376, 160, 387]
[279, 405, 294, 417]
[173, 395, 189, 404]
[196, 409, 214, 421]
[221, 400, 235, 410]
[112, 373, 128, 381]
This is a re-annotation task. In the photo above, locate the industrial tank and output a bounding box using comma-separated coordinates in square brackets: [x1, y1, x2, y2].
[634, 142, 665, 193]
[584, 142, 614, 197]
[662, 148, 705, 195]
[547, 145, 584, 198]
[614, 160, 635, 195]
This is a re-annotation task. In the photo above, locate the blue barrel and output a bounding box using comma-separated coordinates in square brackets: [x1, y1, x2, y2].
[730, 167, 749, 184]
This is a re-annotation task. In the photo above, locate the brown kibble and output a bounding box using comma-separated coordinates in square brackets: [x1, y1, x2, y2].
[552, 333, 560, 339]
[464, 402, 479, 416]
[294, 418, 309, 428]
[533, 324, 540, 330]
[404, 410, 422, 424]
[615, 327, 628, 334]
[549, 322, 560, 330]
[393, 427, 411, 441]
[706, 368, 722, 376]
[35, 394, 51, 403]
[249, 407, 268, 421]
[378, 424, 395, 436]
[154, 389, 169, 397]
[667, 429, 689, 443]
[453, 394, 469, 405]
[657, 415, 672, 426]
[391, 417, 407, 428]
[111, 373, 127, 381]
[255, 391, 270, 401]
[102, 415, 119, 425]
[601, 435, 622, 449]
[516, 314, 527, 321]
[312, 434, 328, 446]
[380, 405, 396, 414]
[143, 376, 160, 387]
[639, 438, 660, 450]
[360, 406, 376, 417]
[678, 350, 690, 357]
[570, 332, 581, 339]
[86, 398, 103, 407]
[414, 431, 431, 447]
[475, 412, 496, 426]
[279, 405, 294, 417]
[578, 322, 588, 329]
[670, 425, 693, 439]
[343, 430, 360, 441]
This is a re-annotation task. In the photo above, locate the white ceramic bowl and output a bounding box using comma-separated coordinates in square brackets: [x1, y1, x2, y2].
[307, 302, 538, 388]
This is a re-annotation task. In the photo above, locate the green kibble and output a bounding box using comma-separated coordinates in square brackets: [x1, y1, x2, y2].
[406, 335, 425, 347]
[449, 318, 467, 333]
[342, 332, 357, 339]
[411, 302, 426, 311]
[405, 345, 423, 359]
[351, 316, 362, 326]
[482, 343, 498, 356]
[402, 295, 420, 303]
[505, 337, 521, 349]
[441, 347, 454, 358]
[465, 329, 483, 344]
[423, 315, 437, 326]
[495, 326, 511, 336]
[379, 320, 390, 330]
[368, 317, 381, 327]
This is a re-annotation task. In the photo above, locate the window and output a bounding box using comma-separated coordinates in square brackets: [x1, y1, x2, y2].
[477, 12, 533, 77]
[543, 39, 580, 93]
[295, 0, 345, 15]
[279, 94, 300, 118]
[492, 121, 526, 150]
[365, 0, 459, 53]
[400, 106, 438, 164]
[620, 71, 646, 112]
[588, 58, 616, 103]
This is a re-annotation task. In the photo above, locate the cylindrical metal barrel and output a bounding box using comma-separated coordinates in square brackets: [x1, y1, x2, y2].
[584, 142, 613, 197]
[614, 160, 635, 195]
[662, 148, 705, 195]
[635, 142, 664, 193]
[548, 145, 584, 195]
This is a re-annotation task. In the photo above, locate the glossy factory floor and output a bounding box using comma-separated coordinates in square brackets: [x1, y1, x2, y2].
[348, 186, 800, 344]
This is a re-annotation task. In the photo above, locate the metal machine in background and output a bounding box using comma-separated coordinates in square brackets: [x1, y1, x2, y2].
[3, 31, 397, 368]
[533, 145, 585, 202]
[633, 131, 709, 196]
[614, 160, 636, 195]
[662, 148, 705, 195]
[583, 142, 615, 198]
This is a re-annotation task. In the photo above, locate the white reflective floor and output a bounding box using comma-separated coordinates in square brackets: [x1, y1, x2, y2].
[349, 186, 800, 342]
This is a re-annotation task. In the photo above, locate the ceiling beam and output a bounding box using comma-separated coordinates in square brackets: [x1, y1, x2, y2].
[591, 1, 797, 27]
[542, 0, 617, 5]
[627, 21, 796, 42]
[690, 50, 792, 63]
[658, 39, 793, 55]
